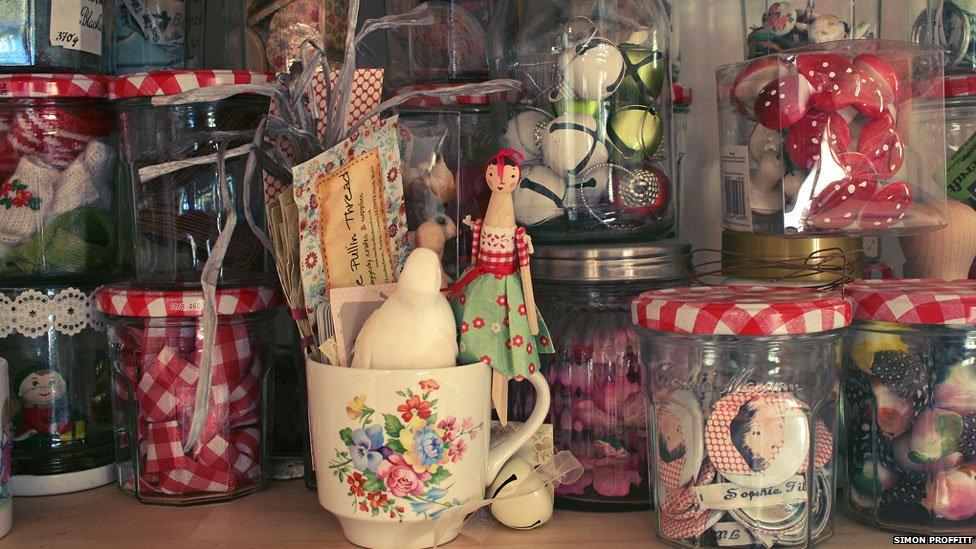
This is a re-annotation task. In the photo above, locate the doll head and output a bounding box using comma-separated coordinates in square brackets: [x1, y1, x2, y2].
[17, 368, 68, 407]
[485, 148, 525, 195]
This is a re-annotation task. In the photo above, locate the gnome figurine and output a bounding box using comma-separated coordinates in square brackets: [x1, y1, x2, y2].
[351, 248, 458, 370]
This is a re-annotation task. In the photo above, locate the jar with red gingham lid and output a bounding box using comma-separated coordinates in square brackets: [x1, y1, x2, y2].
[96, 283, 280, 505]
[842, 278, 976, 535]
[110, 70, 277, 288]
[632, 285, 851, 547]
[0, 74, 124, 285]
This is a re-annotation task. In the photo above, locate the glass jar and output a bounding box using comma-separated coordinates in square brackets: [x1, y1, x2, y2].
[742, 0, 881, 59]
[912, 1, 976, 75]
[246, 0, 349, 73]
[0, 74, 123, 285]
[522, 240, 690, 512]
[490, 0, 674, 244]
[942, 76, 976, 209]
[0, 0, 103, 73]
[636, 286, 850, 547]
[0, 284, 116, 496]
[673, 83, 691, 239]
[384, 0, 490, 88]
[722, 231, 864, 286]
[105, 0, 250, 74]
[97, 284, 278, 505]
[843, 279, 976, 534]
[110, 70, 275, 288]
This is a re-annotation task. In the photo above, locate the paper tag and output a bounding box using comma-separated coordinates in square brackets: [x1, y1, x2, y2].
[712, 522, 753, 546]
[693, 475, 808, 510]
[721, 146, 754, 231]
[317, 149, 397, 288]
[947, 130, 976, 207]
[49, 0, 103, 55]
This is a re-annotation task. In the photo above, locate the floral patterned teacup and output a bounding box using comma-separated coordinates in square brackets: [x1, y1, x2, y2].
[307, 360, 550, 549]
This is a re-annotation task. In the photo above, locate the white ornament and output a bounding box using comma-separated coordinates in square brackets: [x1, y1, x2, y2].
[488, 456, 554, 530]
[502, 111, 549, 161]
[351, 248, 458, 370]
[751, 149, 785, 193]
[569, 164, 609, 208]
[748, 124, 782, 162]
[514, 165, 565, 226]
[563, 38, 625, 101]
[541, 114, 609, 178]
[783, 172, 805, 201]
[751, 184, 784, 215]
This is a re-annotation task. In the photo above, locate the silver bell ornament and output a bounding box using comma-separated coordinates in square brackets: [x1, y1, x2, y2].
[514, 164, 566, 226]
[614, 165, 669, 216]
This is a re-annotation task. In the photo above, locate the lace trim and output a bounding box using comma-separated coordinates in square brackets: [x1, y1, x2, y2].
[0, 288, 103, 339]
[480, 225, 517, 253]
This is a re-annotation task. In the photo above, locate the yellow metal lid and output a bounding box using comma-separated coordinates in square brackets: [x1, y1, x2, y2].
[721, 231, 863, 283]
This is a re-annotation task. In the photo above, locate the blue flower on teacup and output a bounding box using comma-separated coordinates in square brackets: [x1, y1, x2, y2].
[349, 425, 385, 473]
[414, 428, 445, 466]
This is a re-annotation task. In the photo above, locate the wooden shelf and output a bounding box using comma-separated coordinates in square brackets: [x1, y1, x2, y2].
[6, 480, 911, 547]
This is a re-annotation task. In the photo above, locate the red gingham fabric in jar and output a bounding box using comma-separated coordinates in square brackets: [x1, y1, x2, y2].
[0, 74, 110, 98]
[631, 286, 851, 335]
[95, 285, 280, 318]
[845, 279, 976, 325]
[102, 285, 276, 497]
[108, 70, 276, 100]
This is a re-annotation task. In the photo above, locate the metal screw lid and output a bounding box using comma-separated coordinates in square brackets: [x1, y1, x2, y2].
[531, 239, 691, 282]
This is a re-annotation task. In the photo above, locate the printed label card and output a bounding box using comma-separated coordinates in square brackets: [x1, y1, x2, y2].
[292, 116, 409, 326]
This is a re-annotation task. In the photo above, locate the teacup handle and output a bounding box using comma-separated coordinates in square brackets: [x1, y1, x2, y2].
[484, 371, 550, 483]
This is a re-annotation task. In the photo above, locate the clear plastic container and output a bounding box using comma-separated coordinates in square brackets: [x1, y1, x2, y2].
[742, 0, 881, 59]
[384, 0, 490, 88]
[0, 0, 103, 73]
[0, 74, 122, 285]
[635, 286, 850, 547]
[843, 279, 976, 534]
[490, 0, 674, 243]
[110, 70, 275, 288]
[912, 1, 976, 75]
[105, 0, 250, 74]
[97, 285, 278, 505]
[526, 240, 690, 512]
[716, 40, 948, 236]
[0, 285, 116, 496]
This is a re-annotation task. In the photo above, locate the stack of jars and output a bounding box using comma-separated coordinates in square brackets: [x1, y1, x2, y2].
[0, 74, 123, 501]
[93, 70, 279, 505]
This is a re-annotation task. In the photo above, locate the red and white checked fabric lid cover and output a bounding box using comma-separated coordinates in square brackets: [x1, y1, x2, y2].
[845, 278, 976, 325]
[95, 285, 280, 317]
[109, 70, 276, 100]
[631, 286, 851, 335]
[0, 74, 110, 98]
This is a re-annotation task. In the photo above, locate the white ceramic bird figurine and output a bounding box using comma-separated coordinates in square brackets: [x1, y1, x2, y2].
[351, 248, 458, 370]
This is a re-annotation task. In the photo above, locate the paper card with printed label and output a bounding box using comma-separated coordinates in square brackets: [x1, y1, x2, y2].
[50, 0, 103, 55]
[293, 116, 409, 330]
[328, 283, 398, 367]
[693, 475, 808, 510]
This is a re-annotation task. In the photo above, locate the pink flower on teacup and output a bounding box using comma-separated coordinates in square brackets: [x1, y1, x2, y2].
[377, 454, 431, 497]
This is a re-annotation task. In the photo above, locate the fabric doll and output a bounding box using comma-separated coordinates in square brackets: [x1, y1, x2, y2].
[446, 149, 554, 421]
[12, 368, 74, 442]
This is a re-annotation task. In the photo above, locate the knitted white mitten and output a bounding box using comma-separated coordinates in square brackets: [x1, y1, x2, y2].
[0, 156, 56, 249]
[48, 140, 115, 221]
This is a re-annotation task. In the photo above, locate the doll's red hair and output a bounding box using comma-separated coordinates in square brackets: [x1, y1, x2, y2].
[488, 148, 525, 181]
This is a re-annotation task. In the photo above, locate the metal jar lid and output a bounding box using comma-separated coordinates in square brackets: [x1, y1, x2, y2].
[531, 240, 691, 283]
[722, 231, 863, 282]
